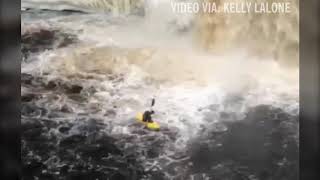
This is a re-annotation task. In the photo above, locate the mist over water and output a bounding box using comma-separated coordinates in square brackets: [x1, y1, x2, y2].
[196, 0, 299, 67]
[21, 0, 299, 179]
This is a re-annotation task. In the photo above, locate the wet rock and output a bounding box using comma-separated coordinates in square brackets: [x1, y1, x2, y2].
[22, 29, 77, 60]
[65, 84, 83, 94]
[45, 80, 59, 90]
[22, 8, 84, 19]
[22, 29, 54, 59]
[45, 79, 83, 94]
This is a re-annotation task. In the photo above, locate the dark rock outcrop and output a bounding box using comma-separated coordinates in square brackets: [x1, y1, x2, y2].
[22, 29, 77, 60]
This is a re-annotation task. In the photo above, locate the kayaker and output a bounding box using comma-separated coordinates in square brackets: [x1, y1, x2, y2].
[142, 98, 155, 123]
[142, 110, 154, 123]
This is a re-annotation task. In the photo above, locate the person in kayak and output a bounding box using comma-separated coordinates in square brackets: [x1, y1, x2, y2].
[142, 110, 154, 123]
[142, 98, 155, 123]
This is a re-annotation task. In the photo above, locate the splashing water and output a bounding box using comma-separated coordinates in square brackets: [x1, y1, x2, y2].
[195, 0, 299, 67]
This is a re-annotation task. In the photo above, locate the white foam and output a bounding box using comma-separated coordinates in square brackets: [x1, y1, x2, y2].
[22, 8, 299, 175]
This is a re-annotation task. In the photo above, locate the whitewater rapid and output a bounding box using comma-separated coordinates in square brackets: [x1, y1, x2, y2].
[21, 2, 299, 179]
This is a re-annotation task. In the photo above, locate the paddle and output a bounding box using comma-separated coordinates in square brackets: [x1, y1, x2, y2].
[151, 98, 155, 107]
[150, 98, 155, 112]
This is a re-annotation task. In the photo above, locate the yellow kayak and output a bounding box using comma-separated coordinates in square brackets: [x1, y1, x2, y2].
[136, 113, 160, 131]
